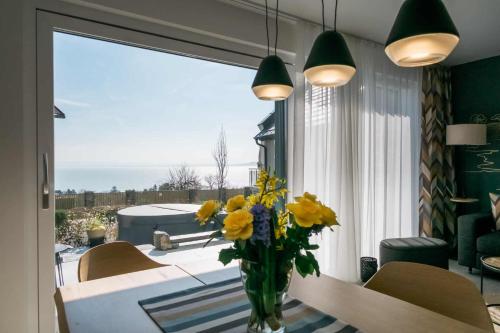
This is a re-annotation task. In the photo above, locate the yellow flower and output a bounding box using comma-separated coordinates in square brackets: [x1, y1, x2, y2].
[303, 192, 317, 202]
[226, 195, 246, 212]
[294, 192, 318, 203]
[319, 204, 338, 227]
[286, 197, 322, 228]
[223, 209, 254, 240]
[247, 194, 259, 207]
[195, 200, 219, 225]
[275, 211, 288, 239]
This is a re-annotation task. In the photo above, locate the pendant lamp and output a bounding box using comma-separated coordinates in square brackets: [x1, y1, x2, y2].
[252, 0, 293, 101]
[304, 0, 356, 88]
[385, 0, 459, 67]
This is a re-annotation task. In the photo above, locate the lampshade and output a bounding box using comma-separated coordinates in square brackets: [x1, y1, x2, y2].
[252, 55, 293, 101]
[385, 0, 459, 67]
[304, 30, 356, 87]
[446, 124, 487, 146]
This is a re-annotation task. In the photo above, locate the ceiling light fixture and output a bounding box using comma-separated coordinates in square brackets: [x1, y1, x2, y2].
[252, 0, 293, 101]
[304, 0, 356, 88]
[385, 0, 459, 67]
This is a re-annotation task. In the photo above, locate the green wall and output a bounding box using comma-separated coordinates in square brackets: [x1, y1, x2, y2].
[451, 55, 500, 212]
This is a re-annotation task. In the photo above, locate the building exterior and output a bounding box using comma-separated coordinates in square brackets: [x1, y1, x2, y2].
[254, 111, 275, 174]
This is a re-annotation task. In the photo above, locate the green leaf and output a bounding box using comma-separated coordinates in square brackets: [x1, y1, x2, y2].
[306, 251, 321, 277]
[304, 244, 319, 250]
[295, 253, 314, 277]
[218, 248, 240, 266]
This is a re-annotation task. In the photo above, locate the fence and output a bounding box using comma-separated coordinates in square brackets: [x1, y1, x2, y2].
[55, 187, 255, 210]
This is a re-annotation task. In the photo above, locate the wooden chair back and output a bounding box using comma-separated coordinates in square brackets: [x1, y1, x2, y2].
[78, 241, 167, 282]
[364, 261, 493, 332]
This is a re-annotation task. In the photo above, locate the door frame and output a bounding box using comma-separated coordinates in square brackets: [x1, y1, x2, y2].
[36, 10, 290, 332]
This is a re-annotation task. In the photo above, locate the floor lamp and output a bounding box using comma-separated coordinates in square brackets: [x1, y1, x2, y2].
[446, 124, 487, 201]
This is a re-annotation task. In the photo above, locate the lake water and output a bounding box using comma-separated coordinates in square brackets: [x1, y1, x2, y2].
[55, 165, 257, 192]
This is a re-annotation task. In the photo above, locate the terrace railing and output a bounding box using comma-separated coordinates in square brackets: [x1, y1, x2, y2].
[55, 187, 255, 210]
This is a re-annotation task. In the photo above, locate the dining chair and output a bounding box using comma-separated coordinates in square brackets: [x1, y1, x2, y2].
[78, 241, 168, 282]
[364, 261, 493, 332]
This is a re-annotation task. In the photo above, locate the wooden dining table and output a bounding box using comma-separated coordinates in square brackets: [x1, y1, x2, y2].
[57, 245, 493, 333]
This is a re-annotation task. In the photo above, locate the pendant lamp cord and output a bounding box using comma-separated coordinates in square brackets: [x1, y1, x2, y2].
[321, 0, 325, 32]
[275, 0, 279, 55]
[334, 0, 338, 31]
[265, 0, 270, 56]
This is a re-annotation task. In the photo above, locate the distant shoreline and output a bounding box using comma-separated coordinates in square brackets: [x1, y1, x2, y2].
[55, 164, 257, 193]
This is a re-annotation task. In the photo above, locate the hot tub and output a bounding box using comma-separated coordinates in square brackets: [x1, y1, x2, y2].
[117, 204, 217, 245]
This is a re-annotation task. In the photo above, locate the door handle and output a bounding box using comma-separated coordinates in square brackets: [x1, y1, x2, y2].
[42, 152, 49, 209]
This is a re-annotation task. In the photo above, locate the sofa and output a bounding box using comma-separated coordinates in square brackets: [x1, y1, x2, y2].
[458, 212, 500, 271]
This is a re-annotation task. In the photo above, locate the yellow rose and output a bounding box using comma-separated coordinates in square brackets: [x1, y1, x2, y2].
[226, 195, 246, 212]
[286, 198, 322, 228]
[223, 209, 254, 240]
[319, 204, 338, 227]
[195, 200, 219, 225]
[302, 192, 318, 202]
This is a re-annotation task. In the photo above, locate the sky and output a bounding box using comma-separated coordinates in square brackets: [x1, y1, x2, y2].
[54, 32, 272, 168]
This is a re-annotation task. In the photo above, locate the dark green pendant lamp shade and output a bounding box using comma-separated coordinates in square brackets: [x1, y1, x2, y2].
[304, 30, 356, 87]
[304, 0, 356, 88]
[385, 0, 459, 67]
[252, 0, 293, 101]
[252, 55, 293, 101]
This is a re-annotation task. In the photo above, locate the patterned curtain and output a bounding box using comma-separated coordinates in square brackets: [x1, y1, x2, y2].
[419, 66, 457, 246]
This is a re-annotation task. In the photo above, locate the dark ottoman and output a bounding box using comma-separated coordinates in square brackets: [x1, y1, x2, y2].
[380, 237, 449, 269]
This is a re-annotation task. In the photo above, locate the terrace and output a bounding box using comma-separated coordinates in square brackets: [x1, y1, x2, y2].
[54, 185, 257, 287]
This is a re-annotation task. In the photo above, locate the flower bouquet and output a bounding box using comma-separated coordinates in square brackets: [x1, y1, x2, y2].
[196, 170, 338, 333]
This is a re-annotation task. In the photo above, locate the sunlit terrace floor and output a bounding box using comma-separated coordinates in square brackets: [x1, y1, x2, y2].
[58, 239, 238, 286]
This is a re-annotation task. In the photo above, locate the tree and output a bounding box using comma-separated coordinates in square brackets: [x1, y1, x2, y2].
[204, 174, 217, 190]
[212, 127, 228, 200]
[110, 186, 118, 193]
[159, 165, 201, 191]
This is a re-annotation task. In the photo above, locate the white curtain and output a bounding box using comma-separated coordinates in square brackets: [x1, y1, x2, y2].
[288, 22, 421, 282]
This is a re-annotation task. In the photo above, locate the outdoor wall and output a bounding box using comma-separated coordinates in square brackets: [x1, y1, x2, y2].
[451, 55, 500, 212]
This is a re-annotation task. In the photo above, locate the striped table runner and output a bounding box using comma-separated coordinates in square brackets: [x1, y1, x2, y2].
[139, 278, 361, 333]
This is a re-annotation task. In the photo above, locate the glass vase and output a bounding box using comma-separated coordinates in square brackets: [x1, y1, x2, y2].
[240, 259, 292, 333]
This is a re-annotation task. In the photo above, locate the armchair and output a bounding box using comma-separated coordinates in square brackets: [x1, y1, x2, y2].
[458, 212, 500, 271]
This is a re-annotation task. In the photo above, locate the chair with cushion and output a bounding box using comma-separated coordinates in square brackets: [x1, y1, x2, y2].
[379, 237, 448, 269]
[78, 241, 168, 282]
[364, 262, 493, 332]
[458, 212, 500, 271]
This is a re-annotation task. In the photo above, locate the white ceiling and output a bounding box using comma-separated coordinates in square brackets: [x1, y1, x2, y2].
[229, 0, 500, 66]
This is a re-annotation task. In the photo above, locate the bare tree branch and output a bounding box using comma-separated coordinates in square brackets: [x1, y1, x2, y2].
[212, 127, 228, 200]
[204, 174, 217, 190]
[159, 165, 201, 190]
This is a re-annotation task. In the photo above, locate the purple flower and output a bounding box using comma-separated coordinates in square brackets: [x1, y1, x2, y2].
[250, 204, 271, 247]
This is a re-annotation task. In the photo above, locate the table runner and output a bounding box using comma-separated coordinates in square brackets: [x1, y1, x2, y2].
[139, 278, 361, 333]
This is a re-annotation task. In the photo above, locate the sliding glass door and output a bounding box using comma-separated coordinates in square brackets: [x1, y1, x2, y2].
[36, 11, 289, 332]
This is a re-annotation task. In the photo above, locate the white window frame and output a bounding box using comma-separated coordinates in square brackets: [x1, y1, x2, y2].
[36, 10, 293, 332]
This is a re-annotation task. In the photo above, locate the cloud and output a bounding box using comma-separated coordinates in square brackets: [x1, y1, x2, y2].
[55, 98, 91, 108]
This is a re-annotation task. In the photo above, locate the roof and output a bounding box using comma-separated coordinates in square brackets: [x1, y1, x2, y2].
[257, 111, 275, 130]
[54, 106, 66, 119]
[255, 111, 275, 141]
[254, 125, 275, 141]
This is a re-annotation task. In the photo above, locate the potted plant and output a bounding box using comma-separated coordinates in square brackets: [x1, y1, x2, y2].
[86, 216, 106, 247]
